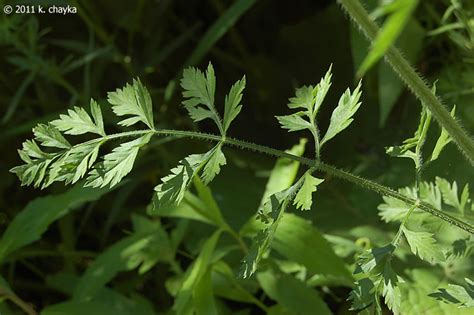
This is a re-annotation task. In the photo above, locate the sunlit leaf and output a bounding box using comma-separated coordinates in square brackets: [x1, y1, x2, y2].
[52, 100, 105, 136]
[108, 78, 155, 129]
[321, 80, 362, 146]
[86, 134, 152, 188]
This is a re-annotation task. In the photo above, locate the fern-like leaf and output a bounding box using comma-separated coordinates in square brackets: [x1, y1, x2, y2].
[431, 106, 456, 162]
[223, 76, 246, 133]
[33, 123, 71, 149]
[107, 78, 155, 129]
[276, 66, 333, 142]
[320, 81, 362, 146]
[240, 183, 301, 278]
[51, 100, 105, 136]
[350, 244, 402, 315]
[201, 143, 226, 184]
[181, 63, 221, 129]
[10, 140, 58, 188]
[293, 171, 324, 210]
[86, 134, 152, 188]
[402, 226, 444, 264]
[46, 140, 103, 187]
[153, 144, 226, 211]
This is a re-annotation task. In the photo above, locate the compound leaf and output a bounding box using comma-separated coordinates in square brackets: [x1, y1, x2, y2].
[52, 100, 105, 136]
[107, 78, 155, 129]
[293, 171, 324, 210]
[276, 66, 333, 140]
[86, 134, 152, 188]
[321, 81, 362, 146]
[153, 144, 225, 211]
[240, 185, 299, 278]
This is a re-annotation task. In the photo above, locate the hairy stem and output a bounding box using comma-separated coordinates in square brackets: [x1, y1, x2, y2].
[338, 0, 474, 165]
[94, 128, 474, 235]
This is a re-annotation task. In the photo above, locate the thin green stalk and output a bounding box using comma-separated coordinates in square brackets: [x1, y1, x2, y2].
[0, 287, 37, 315]
[90, 128, 474, 235]
[338, 0, 474, 165]
[392, 203, 418, 246]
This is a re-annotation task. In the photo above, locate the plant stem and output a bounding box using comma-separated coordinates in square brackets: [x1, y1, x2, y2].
[338, 0, 474, 165]
[0, 287, 37, 315]
[96, 128, 474, 235]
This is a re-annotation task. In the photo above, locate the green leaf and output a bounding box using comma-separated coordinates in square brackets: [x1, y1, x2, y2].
[193, 269, 218, 315]
[431, 106, 455, 162]
[260, 139, 307, 203]
[240, 185, 299, 278]
[181, 63, 222, 129]
[46, 140, 103, 187]
[239, 139, 307, 237]
[401, 269, 473, 315]
[153, 178, 230, 232]
[153, 153, 207, 211]
[73, 224, 169, 301]
[107, 78, 155, 129]
[0, 185, 110, 263]
[184, 0, 256, 66]
[201, 143, 226, 184]
[33, 123, 71, 149]
[51, 100, 105, 136]
[276, 66, 333, 140]
[153, 144, 226, 211]
[42, 301, 117, 315]
[223, 76, 246, 133]
[430, 278, 474, 308]
[257, 268, 332, 315]
[320, 80, 362, 146]
[350, 244, 401, 314]
[378, 19, 425, 126]
[10, 139, 58, 188]
[436, 177, 466, 214]
[402, 226, 444, 264]
[276, 112, 312, 132]
[272, 214, 352, 280]
[288, 67, 332, 116]
[173, 230, 221, 315]
[293, 171, 324, 210]
[378, 183, 442, 223]
[86, 134, 152, 188]
[240, 140, 308, 278]
[386, 106, 432, 168]
[44, 274, 156, 315]
[358, 0, 419, 76]
[381, 263, 403, 315]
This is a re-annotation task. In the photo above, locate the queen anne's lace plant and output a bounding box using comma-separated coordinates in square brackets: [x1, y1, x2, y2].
[11, 63, 474, 312]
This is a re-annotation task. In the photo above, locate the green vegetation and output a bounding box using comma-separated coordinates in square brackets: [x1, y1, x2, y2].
[1, 0, 473, 314]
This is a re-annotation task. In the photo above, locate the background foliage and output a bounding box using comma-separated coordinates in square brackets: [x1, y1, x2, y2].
[0, 0, 473, 314]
